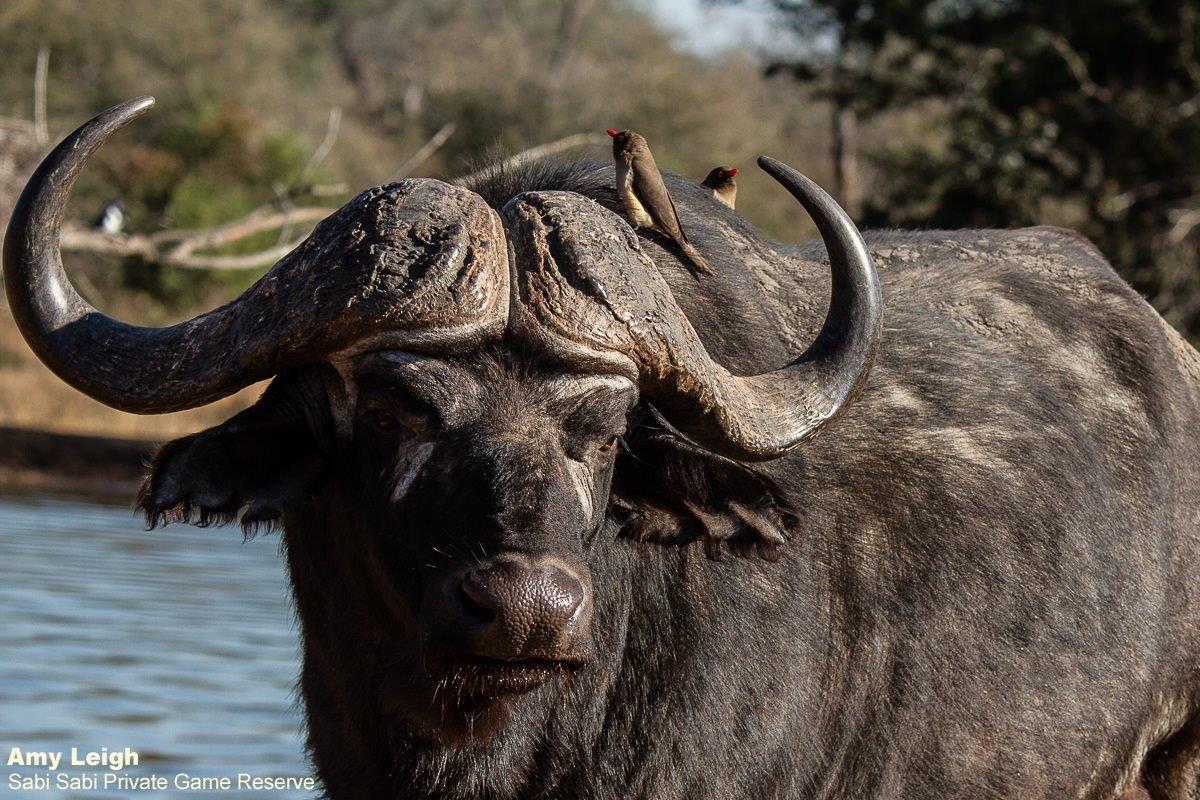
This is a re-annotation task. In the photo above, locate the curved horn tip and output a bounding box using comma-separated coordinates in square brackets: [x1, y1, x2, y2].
[756, 155, 816, 194]
[127, 94, 156, 109]
[103, 95, 157, 124]
[68, 97, 157, 144]
[755, 155, 782, 175]
[126, 94, 156, 112]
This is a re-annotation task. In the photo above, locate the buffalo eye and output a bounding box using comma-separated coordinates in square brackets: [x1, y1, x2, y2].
[365, 409, 405, 434]
[598, 434, 620, 453]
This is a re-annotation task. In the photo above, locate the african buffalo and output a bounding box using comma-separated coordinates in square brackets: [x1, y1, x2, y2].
[6, 97, 1200, 800]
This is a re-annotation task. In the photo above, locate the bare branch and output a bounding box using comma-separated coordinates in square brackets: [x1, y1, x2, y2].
[388, 123, 456, 182]
[33, 46, 49, 145]
[307, 182, 350, 197]
[454, 132, 607, 185]
[295, 108, 343, 187]
[1103, 174, 1200, 215]
[165, 240, 309, 270]
[61, 228, 157, 260]
[270, 181, 298, 245]
[164, 207, 333, 261]
[1168, 208, 1200, 245]
[72, 267, 108, 307]
[58, 205, 337, 270]
[1046, 35, 1113, 103]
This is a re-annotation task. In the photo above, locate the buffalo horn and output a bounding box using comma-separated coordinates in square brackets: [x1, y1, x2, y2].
[3, 98, 510, 413]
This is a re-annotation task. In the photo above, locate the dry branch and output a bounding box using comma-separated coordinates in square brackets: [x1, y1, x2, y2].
[388, 122, 457, 182]
[58, 205, 336, 271]
[33, 46, 49, 145]
[1168, 208, 1200, 245]
[308, 182, 350, 197]
[295, 108, 343, 188]
[1047, 35, 1113, 103]
[164, 206, 333, 254]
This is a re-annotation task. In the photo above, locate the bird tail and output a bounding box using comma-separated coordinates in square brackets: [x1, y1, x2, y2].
[681, 242, 715, 277]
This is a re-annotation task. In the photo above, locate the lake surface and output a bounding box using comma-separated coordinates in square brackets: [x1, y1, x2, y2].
[0, 495, 314, 799]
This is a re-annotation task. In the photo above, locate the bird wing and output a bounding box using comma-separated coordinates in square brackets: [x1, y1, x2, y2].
[633, 166, 689, 245]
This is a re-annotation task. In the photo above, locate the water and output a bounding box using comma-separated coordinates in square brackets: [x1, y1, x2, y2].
[0, 495, 314, 799]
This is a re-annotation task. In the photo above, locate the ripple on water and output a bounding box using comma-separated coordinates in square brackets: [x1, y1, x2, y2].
[0, 496, 313, 799]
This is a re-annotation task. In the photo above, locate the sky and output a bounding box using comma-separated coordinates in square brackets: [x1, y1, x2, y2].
[643, 0, 775, 54]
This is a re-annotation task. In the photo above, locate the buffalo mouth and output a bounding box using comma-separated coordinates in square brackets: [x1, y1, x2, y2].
[435, 655, 583, 701]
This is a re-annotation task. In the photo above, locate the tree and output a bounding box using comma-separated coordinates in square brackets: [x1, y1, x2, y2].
[748, 0, 939, 218]
[866, 1, 1200, 342]
[735, 0, 1200, 341]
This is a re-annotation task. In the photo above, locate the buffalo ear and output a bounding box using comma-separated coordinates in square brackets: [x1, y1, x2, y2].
[137, 381, 329, 534]
[611, 408, 798, 560]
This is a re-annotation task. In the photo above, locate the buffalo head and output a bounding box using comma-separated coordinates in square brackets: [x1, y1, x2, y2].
[3, 98, 882, 746]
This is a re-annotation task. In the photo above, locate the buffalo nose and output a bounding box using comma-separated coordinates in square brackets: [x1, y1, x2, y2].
[459, 558, 587, 658]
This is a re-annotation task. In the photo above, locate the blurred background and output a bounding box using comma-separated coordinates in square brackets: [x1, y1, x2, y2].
[0, 3, 1198, 796]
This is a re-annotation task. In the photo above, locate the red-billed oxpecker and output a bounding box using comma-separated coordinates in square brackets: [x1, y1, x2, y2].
[702, 166, 738, 210]
[607, 128, 713, 276]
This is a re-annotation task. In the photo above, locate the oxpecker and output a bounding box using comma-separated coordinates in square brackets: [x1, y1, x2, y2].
[701, 166, 738, 209]
[607, 128, 713, 276]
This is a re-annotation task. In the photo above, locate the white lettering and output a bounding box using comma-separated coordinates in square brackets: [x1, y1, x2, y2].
[175, 773, 232, 791]
[6, 748, 60, 770]
[70, 746, 137, 771]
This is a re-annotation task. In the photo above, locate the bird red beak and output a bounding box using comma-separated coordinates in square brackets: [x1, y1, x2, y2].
[606, 128, 618, 137]
[728, 167, 738, 177]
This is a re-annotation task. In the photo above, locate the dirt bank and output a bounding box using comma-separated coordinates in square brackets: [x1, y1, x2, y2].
[0, 426, 154, 500]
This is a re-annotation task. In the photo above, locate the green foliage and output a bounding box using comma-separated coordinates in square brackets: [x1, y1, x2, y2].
[261, 133, 309, 185]
[166, 175, 259, 229]
[118, 257, 211, 307]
